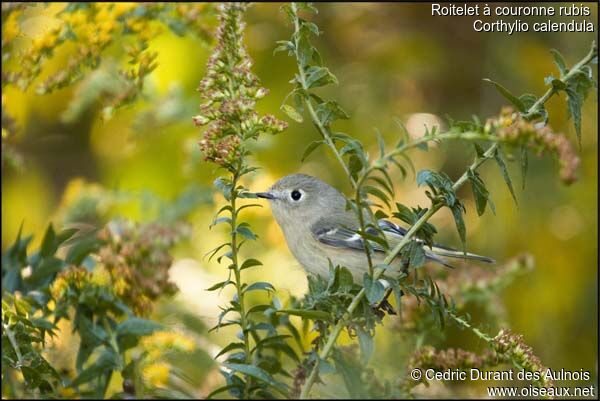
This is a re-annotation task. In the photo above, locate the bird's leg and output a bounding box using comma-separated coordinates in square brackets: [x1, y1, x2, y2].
[375, 288, 396, 315]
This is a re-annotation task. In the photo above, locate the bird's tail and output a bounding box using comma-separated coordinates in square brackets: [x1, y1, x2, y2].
[431, 245, 495, 263]
[425, 245, 495, 269]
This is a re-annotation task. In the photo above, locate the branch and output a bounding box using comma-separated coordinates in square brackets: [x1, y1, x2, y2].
[3, 322, 24, 368]
[298, 40, 597, 400]
[291, 4, 357, 189]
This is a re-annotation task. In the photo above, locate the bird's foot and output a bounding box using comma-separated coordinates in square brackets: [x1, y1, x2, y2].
[372, 298, 397, 318]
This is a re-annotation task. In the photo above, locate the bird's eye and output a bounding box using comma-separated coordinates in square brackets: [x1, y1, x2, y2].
[291, 190, 302, 201]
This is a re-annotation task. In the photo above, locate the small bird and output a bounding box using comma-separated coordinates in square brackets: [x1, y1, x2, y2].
[256, 174, 494, 281]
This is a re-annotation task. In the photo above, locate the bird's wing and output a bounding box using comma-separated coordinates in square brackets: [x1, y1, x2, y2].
[310, 216, 405, 253]
[311, 217, 494, 265]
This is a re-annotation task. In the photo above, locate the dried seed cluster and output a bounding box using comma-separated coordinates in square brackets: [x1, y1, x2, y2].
[487, 107, 580, 184]
[195, 3, 286, 169]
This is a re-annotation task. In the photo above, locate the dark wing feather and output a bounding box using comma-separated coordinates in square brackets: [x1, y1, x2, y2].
[310, 217, 492, 267]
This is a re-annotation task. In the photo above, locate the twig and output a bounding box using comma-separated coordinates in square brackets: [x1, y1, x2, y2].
[298, 38, 597, 400]
[3, 323, 24, 368]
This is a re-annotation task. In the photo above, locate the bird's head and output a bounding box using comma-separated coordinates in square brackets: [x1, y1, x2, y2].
[255, 174, 345, 227]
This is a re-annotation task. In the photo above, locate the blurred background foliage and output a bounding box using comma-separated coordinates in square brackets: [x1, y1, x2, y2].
[2, 2, 597, 398]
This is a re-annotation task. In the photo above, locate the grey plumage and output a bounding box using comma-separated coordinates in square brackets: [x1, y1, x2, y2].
[257, 173, 493, 279]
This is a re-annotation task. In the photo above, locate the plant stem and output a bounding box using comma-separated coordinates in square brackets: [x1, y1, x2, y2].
[298, 42, 598, 397]
[448, 312, 493, 343]
[292, 9, 596, 398]
[524, 40, 597, 120]
[291, 3, 357, 190]
[229, 169, 253, 398]
[3, 323, 24, 368]
[300, 145, 492, 398]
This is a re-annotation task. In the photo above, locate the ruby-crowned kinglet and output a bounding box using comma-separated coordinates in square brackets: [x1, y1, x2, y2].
[256, 174, 493, 280]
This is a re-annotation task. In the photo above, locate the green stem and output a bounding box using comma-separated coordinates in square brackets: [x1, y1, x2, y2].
[299, 146, 492, 398]
[448, 312, 493, 343]
[293, 8, 596, 398]
[361, 132, 500, 183]
[291, 3, 357, 190]
[292, 2, 377, 277]
[298, 42, 598, 397]
[3, 323, 24, 368]
[229, 169, 253, 398]
[524, 40, 597, 120]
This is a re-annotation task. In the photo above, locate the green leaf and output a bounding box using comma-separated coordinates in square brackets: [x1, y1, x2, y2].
[565, 86, 582, 145]
[518, 94, 538, 110]
[296, 2, 319, 14]
[473, 142, 485, 158]
[402, 240, 426, 269]
[65, 232, 100, 265]
[550, 48, 568, 76]
[493, 148, 518, 204]
[240, 258, 262, 270]
[348, 154, 363, 181]
[116, 318, 162, 337]
[236, 224, 257, 241]
[206, 384, 241, 399]
[394, 203, 416, 224]
[72, 349, 119, 387]
[214, 177, 233, 201]
[315, 101, 349, 127]
[332, 350, 367, 398]
[281, 104, 304, 123]
[246, 304, 270, 315]
[356, 327, 374, 364]
[450, 204, 466, 250]
[26, 257, 64, 286]
[467, 169, 489, 216]
[550, 78, 567, 90]
[223, 363, 288, 394]
[337, 266, 354, 291]
[304, 66, 337, 88]
[300, 140, 324, 161]
[296, 31, 313, 67]
[277, 308, 332, 321]
[363, 274, 385, 304]
[206, 280, 234, 291]
[483, 78, 526, 112]
[39, 225, 57, 258]
[363, 185, 390, 208]
[215, 342, 245, 359]
[244, 282, 275, 294]
[416, 169, 453, 191]
[274, 40, 294, 54]
[210, 216, 231, 229]
[116, 318, 162, 351]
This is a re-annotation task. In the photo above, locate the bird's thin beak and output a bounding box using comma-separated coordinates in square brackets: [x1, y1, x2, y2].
[256, 192, 275, 200]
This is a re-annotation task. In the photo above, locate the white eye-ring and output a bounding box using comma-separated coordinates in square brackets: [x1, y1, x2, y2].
[290, 189, 302, 201]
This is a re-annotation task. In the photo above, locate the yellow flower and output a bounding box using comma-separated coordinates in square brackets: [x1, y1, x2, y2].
[94, 4, 113, 23]
[91, 267, 111, 286]
[141, 331, 197, 354]
[142, 362, 170, 388]
[64, 10, 87, 27]
[59, 387, 76, 398]
[3, 12, 21, 43]
[50, 277, 68, 300]
[126, 18, 146, 33]
[113, 3, 138, 18]
[147, 348, 162, 361]
[114, 277, 129, 296]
